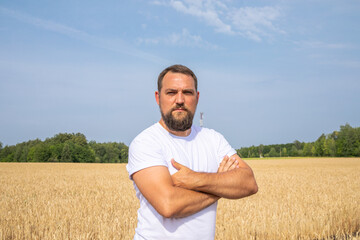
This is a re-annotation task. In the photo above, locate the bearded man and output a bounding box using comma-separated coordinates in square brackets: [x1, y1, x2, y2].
[127, 64, 258, 240]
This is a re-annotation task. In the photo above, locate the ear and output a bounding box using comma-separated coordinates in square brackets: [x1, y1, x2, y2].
[155, 91, 160, 105]
[196, 91, 200, 102]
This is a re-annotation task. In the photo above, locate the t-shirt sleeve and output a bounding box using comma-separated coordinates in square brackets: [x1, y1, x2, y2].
[213, 130, 237, 165]
[126, 135, 168, 179]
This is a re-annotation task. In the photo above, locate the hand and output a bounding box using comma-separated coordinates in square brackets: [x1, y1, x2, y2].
[217, 155, 239, 173]
[171, 159, 197, 190]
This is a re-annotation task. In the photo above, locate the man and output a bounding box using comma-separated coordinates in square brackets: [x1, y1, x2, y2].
[127, 64, 258, 240]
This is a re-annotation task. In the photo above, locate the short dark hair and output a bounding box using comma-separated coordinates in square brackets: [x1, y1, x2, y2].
[157, 64, 198, 92]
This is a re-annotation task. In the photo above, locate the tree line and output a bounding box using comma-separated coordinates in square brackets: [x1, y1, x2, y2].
[237, 123, 360, 158]
[0, 123, 359, 162]
[0, 133, 128, 163]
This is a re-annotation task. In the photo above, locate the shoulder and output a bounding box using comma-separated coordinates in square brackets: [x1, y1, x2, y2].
[127, 123, 168, 177]
[192, 125, 224, 139]
[195, 126, 236, 160]
[193, 126, 234, 150]
[130, 123, 163, 149]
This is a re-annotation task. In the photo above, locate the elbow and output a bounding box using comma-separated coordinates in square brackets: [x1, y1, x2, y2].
[158, 209, 174, 219]
[250, 181, 258, 195]
[155, 201, 175, 218]
[246, 168, 258, 196]
[233, 181, 258, 199]
[246, 172, 258, 196]
[234, 172, 258, 199]
[158, 204, 177, 218]
[155, 194, 178, 218]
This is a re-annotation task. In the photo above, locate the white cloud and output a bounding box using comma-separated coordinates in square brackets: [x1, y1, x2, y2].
[170, 0, 233, 34]
[228, 6, 284, 42]
[150, 0, 163, 5]
[160, 0, 284, 42]
[137, 28, 219, 49]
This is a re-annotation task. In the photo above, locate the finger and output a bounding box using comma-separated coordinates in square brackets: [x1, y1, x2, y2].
[228, 157, 239, 171]
[171, 159, 182, 170]
[223, 156, 239, 171]
[217, 155, 229, 173]
[218, 156, 227, 172]
[222, 156, 234, 171]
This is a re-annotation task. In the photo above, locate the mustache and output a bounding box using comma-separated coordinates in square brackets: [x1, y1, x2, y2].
[171, 104, 189, 112]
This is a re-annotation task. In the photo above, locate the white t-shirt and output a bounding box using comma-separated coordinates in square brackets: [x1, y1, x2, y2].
[127, 123, 236, 240]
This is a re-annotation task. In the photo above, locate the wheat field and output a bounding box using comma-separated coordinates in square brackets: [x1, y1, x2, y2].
[1, 158, 359, 240]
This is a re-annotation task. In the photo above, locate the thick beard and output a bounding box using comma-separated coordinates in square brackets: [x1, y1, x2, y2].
[161, 106, 194, 132]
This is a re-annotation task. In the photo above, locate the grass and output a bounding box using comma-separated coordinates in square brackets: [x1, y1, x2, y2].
[1, 158, 359, 239]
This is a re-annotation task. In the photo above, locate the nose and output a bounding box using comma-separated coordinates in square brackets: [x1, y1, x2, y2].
[175, 92, 185, 104]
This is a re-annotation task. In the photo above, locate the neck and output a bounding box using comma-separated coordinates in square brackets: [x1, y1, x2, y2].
[159, 119, 192, 137]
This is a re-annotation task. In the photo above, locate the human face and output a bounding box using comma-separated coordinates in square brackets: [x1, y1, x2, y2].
[155, 72, 199, 134]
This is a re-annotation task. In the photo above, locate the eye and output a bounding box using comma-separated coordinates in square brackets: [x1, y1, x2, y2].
[183, 90, 194, 95]
[166, 91, 177, 95]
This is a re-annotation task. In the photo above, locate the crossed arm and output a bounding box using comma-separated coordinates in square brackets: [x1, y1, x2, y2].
[171, 154, 258, 199]
[132, 154, 258, 218]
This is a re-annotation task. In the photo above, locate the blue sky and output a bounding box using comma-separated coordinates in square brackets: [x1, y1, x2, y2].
[1, 0, 359, 148]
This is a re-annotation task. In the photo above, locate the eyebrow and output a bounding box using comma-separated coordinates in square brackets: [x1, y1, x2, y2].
[165, 88, 195, 93]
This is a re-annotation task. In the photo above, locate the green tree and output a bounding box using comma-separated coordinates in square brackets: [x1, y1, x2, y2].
[314, 134, 326, 156]
[120, 146, 129, 163]
[269, 147, 278, 157]
[33, 144, 51, 162]
[303, 143, 313, 156]
[71, 144, 95, 163]
[237, 148, 247, 158]
[73, 133, 88, 146]
[311, 146, 316, 156]
[258, 144, 264, 158]
[293, 140, 302, 150]
[324, 137, 336, 157]
[48, 144, 61, 162]
[0, 145, 15, 162]
[249, 146, 259, 158]
[336, 123, 358, 156]
[61, 143, 72, 162]
[0, 133, 130, 162]
[14, 144, 23, 162]
[289, 145, 298, 156]
[52, 133, 74, 144]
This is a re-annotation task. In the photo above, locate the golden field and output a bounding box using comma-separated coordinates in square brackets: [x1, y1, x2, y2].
[1, 158, 359, 240]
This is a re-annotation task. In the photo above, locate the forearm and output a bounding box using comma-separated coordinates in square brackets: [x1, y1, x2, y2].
[164, 186, 219, 218]
[191, 167, 258, 199]
[172, 155, 258, 199]
[132, 166, 220, 219]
